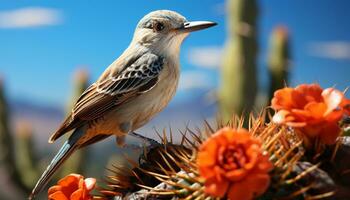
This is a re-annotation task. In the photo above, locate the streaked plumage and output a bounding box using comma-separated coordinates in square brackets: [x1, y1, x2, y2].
[29, 10, 216, 199]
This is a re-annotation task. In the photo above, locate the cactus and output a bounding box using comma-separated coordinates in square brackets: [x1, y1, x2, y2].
[219, 0, 258, 122]
[14, 122, 40, 189]
[59, 69, 90, 176]
[0, 73, 91, 195]
[0, 80, 29, 194]
[98, 115, 334, 199]
[0, 70, 91, 198]
[268, 26, 290, 101]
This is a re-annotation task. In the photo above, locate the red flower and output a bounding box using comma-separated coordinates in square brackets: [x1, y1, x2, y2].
[48, 173, 96, 200]
[197, 127, 273, 200]
[271, 84, 349, 145]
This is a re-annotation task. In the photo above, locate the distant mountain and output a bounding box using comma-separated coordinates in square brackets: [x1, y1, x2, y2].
[9, 98, 64, 120]
[7, 91, 216, 147]
[8, 98, 65, 147]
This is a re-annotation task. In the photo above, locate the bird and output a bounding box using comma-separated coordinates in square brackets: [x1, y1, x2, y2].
[29, 10, 216, 199]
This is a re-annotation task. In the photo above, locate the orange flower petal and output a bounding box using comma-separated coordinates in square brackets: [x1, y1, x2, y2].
[272, 110, 297, 124]
[304, 102, 327, 120]
[296, 84, 323, 103]
[48, 191, 69, 200]
[222, 127, 236, 143]
[213, 129, 230, 146]
[226, 168, 247, 181]
[285, 121, 307, 127]
[204, 178, 229, 198]
[197, 139, 218, 167]
[300, 125, 322, 137]
[198, 167, 215, 179]
[228, 173, 270, 200]
[197, 127, 272, 199]
[58, 174, 83, 186]
[244, 145, 259, 170]
[319, 122, 341, 145]
[271, 87, 295, 110]
[48, 185, 62, 196]
[256, 155, 274, 173]
[227, 182, 253, 200]
[271, 84, 345, 146]
[71, 188, 87, 200]
[234, 130, 258, 146]
[48, 174, 95, 200]
[214, 166, 226, 182]
[246, 173, 271, 196]
[341, 98, 350, 114]
[197, 151, 216, 167]
[59, 175, 81, 199]
[325, 109, 343, 122]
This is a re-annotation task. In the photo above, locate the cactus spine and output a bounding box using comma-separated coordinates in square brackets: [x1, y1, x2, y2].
[219, 0, 258, 121]
[268, 26, 290, 100]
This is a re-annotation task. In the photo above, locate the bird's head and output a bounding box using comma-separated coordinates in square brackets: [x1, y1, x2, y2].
[132, 10, 216, 58]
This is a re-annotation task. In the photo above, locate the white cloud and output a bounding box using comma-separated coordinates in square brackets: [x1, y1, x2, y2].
[178, 71, 212, 91]
[308, 41, 350, 60]
[0, 7, 62, 28]
[187, 46, 222, 69]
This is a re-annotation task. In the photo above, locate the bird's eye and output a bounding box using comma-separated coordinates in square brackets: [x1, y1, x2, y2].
[153, 21, 165, 32]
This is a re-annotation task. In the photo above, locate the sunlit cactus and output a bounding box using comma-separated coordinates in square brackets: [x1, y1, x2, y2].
[59, 68, 90, 176]
[219, 0, 258, 121]
[268, 26, 290, 101]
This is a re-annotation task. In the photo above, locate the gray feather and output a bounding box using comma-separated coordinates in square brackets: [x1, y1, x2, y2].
[98, 53, 164, 95]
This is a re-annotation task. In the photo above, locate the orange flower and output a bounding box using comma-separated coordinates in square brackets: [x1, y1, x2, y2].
[197, 127, 273, 200]
[48, 173, 96, 200]
[271, 84, 350, 145]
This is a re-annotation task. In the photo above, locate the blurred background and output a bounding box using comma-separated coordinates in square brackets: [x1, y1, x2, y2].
[0, 0, 349, 199]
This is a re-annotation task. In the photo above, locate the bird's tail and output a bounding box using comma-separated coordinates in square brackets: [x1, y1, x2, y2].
[29, 126, 86, 200]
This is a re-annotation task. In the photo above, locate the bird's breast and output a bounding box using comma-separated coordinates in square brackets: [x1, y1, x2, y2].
[130, 61, 179, 128]
[88, 61, 179, 136]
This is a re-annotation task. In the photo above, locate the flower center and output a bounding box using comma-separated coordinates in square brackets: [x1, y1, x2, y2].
[218, 144, 247, 170]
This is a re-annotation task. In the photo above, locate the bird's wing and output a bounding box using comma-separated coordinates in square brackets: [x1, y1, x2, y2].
[49, 53, 164, 142]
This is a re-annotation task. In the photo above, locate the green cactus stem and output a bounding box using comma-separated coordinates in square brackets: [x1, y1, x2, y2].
[14, 122, 40, 188]
[0, 80, 29, 193]
[219, 0, 259, 122]
[268, 26, 290, 101]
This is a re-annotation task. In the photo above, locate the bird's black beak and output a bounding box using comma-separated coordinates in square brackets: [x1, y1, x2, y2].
[177, 21, 217, 33]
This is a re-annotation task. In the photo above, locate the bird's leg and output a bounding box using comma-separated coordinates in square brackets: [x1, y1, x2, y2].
[119, 122, 159, 146]
[129, 131, 159, 146]
[130, 131, 161, 165]
[115, 135, 126, 147]
[116, 122, 138, 149]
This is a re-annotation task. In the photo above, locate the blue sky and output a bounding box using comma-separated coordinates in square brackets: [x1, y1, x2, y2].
[1, 0, 350, 107]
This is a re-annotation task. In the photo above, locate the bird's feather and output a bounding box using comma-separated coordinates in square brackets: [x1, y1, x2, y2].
[79, 134, 110, 148]
[49, 53, 164, 143]
[29, 126, 86, 199]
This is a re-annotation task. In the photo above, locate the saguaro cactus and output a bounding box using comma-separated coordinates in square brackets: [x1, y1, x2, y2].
[0, 80, 28, 193]
[0, 70, 90, 197]
[15, 122, 39, 189]
[59, 69, 90, 176]
[268, 26, 290, 100]
[219, 0, 259, 121]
